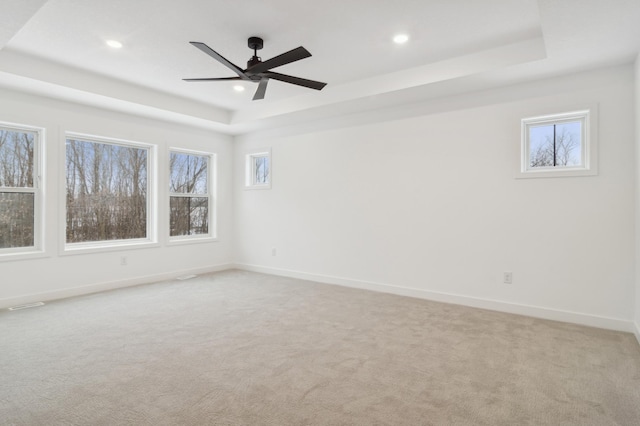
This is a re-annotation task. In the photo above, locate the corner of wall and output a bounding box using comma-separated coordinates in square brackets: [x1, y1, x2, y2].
[635, 52, 640, 343]
[230, 133, 241, 263]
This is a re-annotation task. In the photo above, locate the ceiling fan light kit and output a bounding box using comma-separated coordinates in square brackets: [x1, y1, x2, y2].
[184, 36, 327, 101]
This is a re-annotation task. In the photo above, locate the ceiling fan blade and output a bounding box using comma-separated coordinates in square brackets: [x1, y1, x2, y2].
[263, 72, 327, 90]
[189, 42, 249, 79]
[183, 77, 243, 82]
[246, 46, 311, 74]
[253, 78, 269, 100]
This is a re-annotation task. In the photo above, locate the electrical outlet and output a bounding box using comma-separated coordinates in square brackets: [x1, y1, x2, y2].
[120, 256, 128, 266]
[503, 272, 512, 284]
[271, 247, 277, 256]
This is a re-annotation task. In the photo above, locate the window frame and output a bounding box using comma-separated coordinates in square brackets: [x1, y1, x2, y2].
[0, 121, 45, 261]
[168, 148, 216, 243]
[245, 148, 271, 190]
[61, 132, 158, 255]
[518, 108, 597, 179]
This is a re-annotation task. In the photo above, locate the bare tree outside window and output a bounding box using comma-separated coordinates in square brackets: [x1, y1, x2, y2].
[0, 128, 36, 249]
[254, 156, 269, 184]
[66, 139, 148, 243]
[169, 151, 209, 237]
[529, 121, 581, 168]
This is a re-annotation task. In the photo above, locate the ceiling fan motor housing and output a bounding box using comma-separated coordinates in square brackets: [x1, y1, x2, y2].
[247, 56, 262, 70]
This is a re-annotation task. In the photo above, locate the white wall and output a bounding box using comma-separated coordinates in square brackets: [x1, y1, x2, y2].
[635, 54, 640, 341]
[234, 65, 636, 331]
[2, 64, 636, 334]
[0, 88, 234, 307]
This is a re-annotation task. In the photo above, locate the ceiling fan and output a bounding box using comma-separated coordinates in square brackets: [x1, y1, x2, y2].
[184, 37, 327, 101]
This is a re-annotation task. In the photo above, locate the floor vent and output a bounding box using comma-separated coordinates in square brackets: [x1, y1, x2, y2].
[176, 274, 197, 281]
[8, 302, 45, 311]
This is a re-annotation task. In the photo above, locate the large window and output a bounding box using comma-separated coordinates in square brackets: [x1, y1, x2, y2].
[169, 150, 214, 239]
[65, 134, 154, 248]
[0, 123, 43, 256]
[520, 109, 596, 178]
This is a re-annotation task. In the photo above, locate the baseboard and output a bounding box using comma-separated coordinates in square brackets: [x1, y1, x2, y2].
[234, 263, 635, 333]
[0, 263, 234, 310]
[634, 322, 640, 346]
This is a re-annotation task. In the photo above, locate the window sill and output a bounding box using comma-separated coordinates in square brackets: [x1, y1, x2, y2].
[516, 167, 597, 179]
[167, 235, 218, 246]
[245, 184, 271, 190]
[61, 239, 160, 256]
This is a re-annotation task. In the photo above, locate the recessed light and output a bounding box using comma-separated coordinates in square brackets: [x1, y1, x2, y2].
[106, 40, 123, 49]
[393, 34, 409, 44]
[233, 85, 245, 92]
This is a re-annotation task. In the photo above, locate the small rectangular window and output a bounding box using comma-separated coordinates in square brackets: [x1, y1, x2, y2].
[245, 149, 271, 189]
[65, 135, 154, 249]
[519, 109, 596, 178]
[0, 123, 43, 257]
[169, 150, 214, 240]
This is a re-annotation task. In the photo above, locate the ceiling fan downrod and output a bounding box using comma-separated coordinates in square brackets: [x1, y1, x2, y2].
[247, 37, 263, 69]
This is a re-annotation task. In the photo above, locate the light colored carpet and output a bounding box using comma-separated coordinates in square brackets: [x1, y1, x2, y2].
[1, 270, 639, 425]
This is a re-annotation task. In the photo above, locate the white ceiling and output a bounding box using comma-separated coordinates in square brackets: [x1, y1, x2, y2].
[1, 0, 639, 134]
